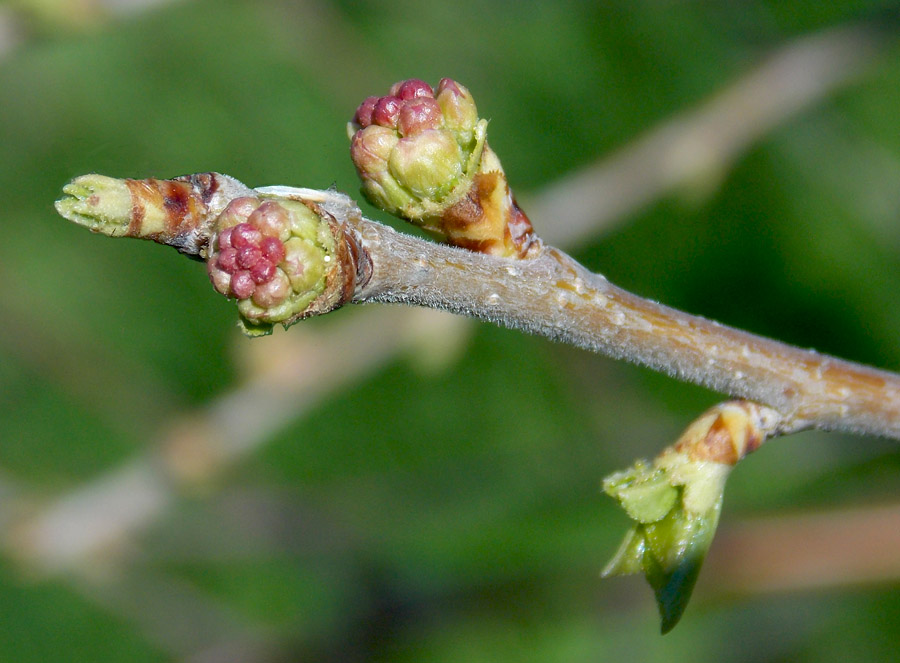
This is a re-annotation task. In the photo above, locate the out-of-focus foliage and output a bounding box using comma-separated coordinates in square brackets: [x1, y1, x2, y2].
[2, 0, 900, 660]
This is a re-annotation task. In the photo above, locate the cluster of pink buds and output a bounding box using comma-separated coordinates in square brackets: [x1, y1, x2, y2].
[206, 196, 334, 333]
[348, 78, 484, 221]
[207, 197, 294, 308]
[353, 78, 476, 142]
[208, 198, 290, 306]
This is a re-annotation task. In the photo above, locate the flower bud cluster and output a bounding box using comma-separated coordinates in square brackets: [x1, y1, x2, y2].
[348, 78, 485, 222]
[206, 196, 334, 333]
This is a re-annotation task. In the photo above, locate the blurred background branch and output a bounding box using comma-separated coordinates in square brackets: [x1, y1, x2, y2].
[531, 20, 887, 246]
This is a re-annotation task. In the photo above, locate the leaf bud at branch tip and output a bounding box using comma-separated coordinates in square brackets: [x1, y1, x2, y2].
[55, 172, 254, 256]
[601, 400, 781, 633]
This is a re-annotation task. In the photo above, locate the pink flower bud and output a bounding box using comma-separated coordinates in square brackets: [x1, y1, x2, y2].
[354, 96, 379, 127]
[259, 236, 286, 264]
[251, 270, 291, 308]
[217, 226, 234, 250]
[249, 201, 291, 240]
[394, 78, 434, 100]
[373, 96, 403, 128]
[250, 259, 276, 284]
[216, 247, 238, 272]
[230, 270, 255, 299]
[218, 197, 260, 228]
[207, 262, 231, 295]
[236, 245, 262, 270]
[398, 98, 443, 136]
[231, 223, 262, 249]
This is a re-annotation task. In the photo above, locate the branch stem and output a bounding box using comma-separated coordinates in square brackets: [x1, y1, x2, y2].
[350, 216, 900, 440]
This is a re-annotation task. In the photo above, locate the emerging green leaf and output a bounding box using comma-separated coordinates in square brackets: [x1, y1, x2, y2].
[601, 401, 780, 632]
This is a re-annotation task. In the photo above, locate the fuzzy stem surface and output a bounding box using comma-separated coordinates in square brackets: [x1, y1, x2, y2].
[349, 216, 900, 440]
[56, 177, 900, 441]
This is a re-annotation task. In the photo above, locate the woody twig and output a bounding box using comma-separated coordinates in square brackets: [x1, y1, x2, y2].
[55, 76, 900, 633]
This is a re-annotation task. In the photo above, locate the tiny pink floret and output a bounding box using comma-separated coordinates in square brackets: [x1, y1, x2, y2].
[230, 197, 260, 216]
[260, 236, 286, 264]
[354, 96, 379, 127]
[236, 245, 262, 270]
[398, 98, 443, 136]
[207, 262, 231, 295]
[373, 96, 403, 128]
[231, 223, 262, 249]
[220, 197, 260, 227]
[216, 247, 238, 272]
[217, 227, 234, 250]
[230, 271, 255, 299]
[250, 260, 276, 284]
[252, 271, 291, 308]
[395, 79, 434, 100]
[249, 201, 291, 238]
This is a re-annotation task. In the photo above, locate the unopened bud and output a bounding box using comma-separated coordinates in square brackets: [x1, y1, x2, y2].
[348, 78, 539, 258]
[205, 196, 336, 335]
[55, 174, 133, 236]
[391, 78, 434, 100]
[55, 172, 253, 256]
[602, 401, 781, 633]
[435, 78, 479, 145]
[348, 77, 486, 224]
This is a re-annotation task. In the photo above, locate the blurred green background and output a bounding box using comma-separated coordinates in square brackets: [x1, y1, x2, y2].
[3, 0, 900, 660]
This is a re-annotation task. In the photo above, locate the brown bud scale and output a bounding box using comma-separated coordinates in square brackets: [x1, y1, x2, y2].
[673, 401, 780, 465]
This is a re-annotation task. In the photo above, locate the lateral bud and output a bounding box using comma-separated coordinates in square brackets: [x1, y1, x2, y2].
[206, 190, 363, 336]
[602, 400, 782, 633]
[349, 78, 540, 258]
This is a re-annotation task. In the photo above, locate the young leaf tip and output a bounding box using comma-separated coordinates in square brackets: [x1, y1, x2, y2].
[601, 400, 780, 633]
[55, 174, 133, 236]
